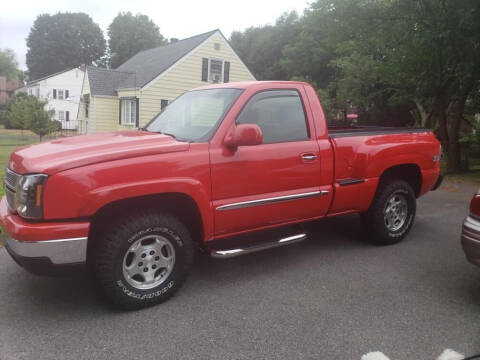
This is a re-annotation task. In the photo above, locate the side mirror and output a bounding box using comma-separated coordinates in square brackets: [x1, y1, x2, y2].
[224, 124, 263, 148]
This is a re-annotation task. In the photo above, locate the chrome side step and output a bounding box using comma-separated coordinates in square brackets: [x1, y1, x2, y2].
[210, 233, 307, 259]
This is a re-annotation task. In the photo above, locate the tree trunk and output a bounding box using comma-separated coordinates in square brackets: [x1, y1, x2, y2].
[414, 100, 434, 128]
[445, 96, 468, 173]
[446, 134, 461, 173]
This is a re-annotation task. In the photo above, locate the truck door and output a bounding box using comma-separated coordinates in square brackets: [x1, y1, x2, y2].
[209, 87, 331, 236]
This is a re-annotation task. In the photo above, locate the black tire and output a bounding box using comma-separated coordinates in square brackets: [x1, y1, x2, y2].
[92, 210, 194, 310]
[361, 180, 416, 245]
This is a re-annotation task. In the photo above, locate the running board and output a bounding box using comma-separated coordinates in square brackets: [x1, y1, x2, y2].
[210, 233, 307, 259]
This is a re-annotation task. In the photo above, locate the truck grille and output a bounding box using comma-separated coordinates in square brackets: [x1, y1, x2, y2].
[4, 168, 19, 212]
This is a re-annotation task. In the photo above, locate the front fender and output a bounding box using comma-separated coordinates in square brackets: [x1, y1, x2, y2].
[43, 150, 213, 238]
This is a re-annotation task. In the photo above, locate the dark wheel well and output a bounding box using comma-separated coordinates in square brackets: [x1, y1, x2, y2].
[379, 164, 422, 197]
[87, 193, 204, 260]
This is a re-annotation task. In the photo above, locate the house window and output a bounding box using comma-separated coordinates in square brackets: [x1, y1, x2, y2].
[58, 111, 65, 121]
[161, 99, 169, 111]
[58, 90, 64, 100]
[202, 58, 230, 83]
[209, 59, 223, 83]
[65, 90, 69, 99]
[66, 111, 70, 122]
[35, 88, 39, 98]
[120, 98, 137, 125]
[53, 89, 57, 99]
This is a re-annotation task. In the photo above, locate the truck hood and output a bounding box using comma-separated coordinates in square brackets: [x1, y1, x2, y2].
[8, 131, 190, 174]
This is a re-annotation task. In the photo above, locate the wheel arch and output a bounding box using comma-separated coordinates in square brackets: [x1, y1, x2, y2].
[378, 163, 422, 197]
[87, 193, 205, 260]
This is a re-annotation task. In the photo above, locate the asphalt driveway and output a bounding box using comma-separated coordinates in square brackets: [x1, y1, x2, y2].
[0, 181, 479, 360]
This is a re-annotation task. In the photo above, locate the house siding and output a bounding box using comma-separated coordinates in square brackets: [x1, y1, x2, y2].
[117, 89, 138, 98]
[91, 96, 120, 133]
[139, 32, 254, 126]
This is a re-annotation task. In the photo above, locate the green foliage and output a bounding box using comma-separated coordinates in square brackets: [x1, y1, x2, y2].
[230, 12, 300, 80]
[29, 108, 56, 141]
[26, 13, 106, 80]
[0, 103, 7, 126]
[5, 93, 31, 130]
[6, 93, 56, 140]
[0, 49, 19, 81]
[108, 12, 166, 68]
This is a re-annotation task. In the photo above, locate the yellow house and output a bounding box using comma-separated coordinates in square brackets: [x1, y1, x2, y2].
[78, 29, 255, 133]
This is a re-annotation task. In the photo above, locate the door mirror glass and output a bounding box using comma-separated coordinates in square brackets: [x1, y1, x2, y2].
[224, 124, 263, 148]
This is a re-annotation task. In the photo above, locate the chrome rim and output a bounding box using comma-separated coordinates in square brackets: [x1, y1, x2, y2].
[122, 235, 175, 290]
[384, 192, 408, 232]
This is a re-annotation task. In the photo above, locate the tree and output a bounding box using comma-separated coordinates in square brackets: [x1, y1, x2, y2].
[29, 106, 57, 141]
[26, 13, 106, 80]
[311, 0, 480, 172]
[5, 93, 33, 130]
[230, 11, 300, 80]
[6, 93, 55, 140]
[108, 12, 166, 68]
[0, 49, 19, 81]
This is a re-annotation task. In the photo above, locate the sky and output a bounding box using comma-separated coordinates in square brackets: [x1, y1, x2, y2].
[0, 0, 309, 70]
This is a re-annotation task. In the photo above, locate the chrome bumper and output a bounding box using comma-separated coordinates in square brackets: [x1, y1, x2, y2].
[2, 236, 88, 265]
[461, 216, 480, 267]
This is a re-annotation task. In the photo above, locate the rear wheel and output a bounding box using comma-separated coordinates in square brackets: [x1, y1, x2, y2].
[361, 180, 416, 245]
[92, 211, 194, 310]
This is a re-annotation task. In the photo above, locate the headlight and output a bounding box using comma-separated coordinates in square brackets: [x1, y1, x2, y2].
[15, 174, 48, 219]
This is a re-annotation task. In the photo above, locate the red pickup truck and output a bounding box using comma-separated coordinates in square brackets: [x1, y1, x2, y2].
[1, 81, 442, 309]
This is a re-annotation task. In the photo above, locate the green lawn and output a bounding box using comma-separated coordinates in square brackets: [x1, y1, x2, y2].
[0, 127, 47, 198]
[445, 170, 480, 185]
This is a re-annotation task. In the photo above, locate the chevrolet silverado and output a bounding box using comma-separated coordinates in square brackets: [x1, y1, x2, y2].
[0, 81, 442, 309]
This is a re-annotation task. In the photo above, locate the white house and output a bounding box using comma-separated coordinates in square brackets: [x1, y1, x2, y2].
[16, 67, 85, 130]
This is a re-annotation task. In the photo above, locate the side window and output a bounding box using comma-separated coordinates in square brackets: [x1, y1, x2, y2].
[236, 90, 309, 144]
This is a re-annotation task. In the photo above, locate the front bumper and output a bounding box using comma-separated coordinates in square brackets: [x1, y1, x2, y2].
[2, 236, 87, 276]
[0, 196, 89, 276]
[461, 216, 480, 267]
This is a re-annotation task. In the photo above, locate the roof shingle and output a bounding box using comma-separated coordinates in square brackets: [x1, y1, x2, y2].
[86, 29, 218, 96]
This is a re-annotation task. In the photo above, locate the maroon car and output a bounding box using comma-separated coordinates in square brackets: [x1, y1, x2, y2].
[462, 192, 480, 266]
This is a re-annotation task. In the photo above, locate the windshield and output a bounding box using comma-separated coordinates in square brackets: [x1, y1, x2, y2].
[145, 88, 243, 142]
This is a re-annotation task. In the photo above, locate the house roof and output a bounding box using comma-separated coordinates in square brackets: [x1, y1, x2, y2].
[86, 29, 219, 96]
[28, 67, 83, 86]
[86, 66, 135, 96]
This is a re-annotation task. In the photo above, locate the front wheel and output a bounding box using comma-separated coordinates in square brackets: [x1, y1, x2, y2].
[92, 211, 194, 310]
[361, 180, 416, 245]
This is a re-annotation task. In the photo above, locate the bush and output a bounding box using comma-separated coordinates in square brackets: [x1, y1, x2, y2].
[52, 120, 62, 131]
[6, 93, 55, 139]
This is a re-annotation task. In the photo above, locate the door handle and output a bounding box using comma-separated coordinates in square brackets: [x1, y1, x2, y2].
[301, 154, 317, 161]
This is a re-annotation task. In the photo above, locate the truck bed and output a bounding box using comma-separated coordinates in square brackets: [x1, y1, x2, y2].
[328, 125, 429, 138]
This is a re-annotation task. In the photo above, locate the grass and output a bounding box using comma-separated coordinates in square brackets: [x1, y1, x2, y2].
[0, 126, 49, 198]
[445, 169, 480, 185]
